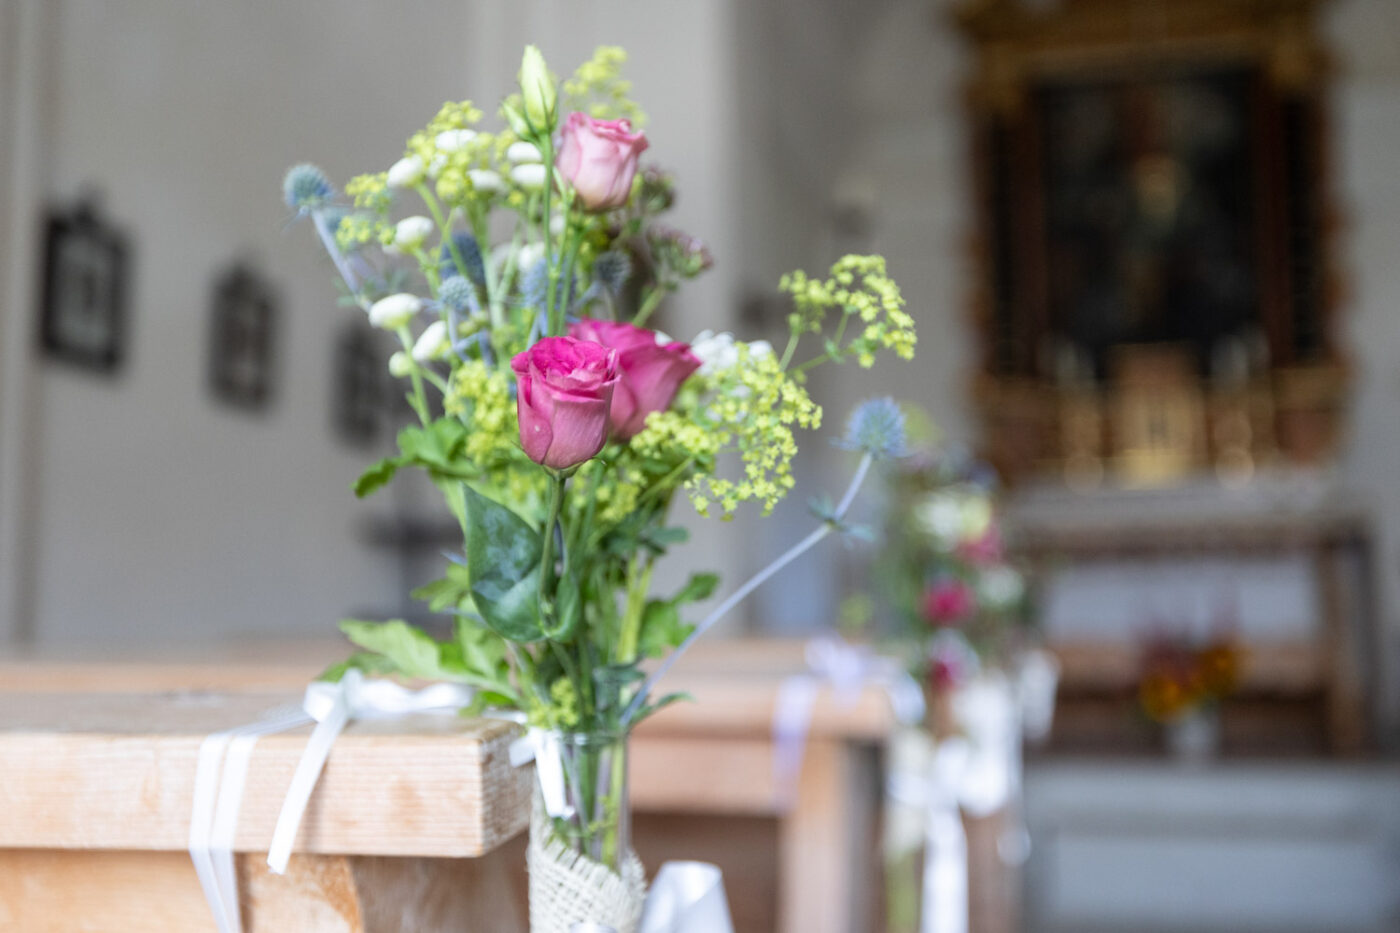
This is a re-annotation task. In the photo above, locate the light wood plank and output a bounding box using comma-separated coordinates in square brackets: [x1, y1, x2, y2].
[0, 691, 531, 857]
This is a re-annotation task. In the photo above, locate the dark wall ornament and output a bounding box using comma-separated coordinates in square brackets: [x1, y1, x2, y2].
[39, 198, 130, 373]
[332, 320, 385, 447]
[955, 0, 1345, 485]
[208, 262, 279, 410]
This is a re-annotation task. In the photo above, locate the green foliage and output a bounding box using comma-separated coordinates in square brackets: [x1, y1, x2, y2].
[410, 561, 474, 613]
[353, 419, 476, 498]
[636, 572, 718, 658]
[340, 619, 456, 680]
[334, 617, 518, 702]
[462, 485, 545, 642]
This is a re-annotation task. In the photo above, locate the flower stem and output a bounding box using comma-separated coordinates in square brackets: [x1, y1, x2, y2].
[633, 282, 668, 327]
[310, 209, 367, 310]
[395, 326, 431, 425]
[622, 452, 876, 725]
[537, 473, 567, 635]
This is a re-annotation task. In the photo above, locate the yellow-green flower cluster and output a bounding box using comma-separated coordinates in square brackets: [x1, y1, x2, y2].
[780, 255, 916, 368]
[685, 351, 821, 517]
[405, 100, 484, 164]
[562, 46, 645, 125]
[527, 676, 581, 729]
[443, 359, 517, 465]
[335, 212, 386, 252]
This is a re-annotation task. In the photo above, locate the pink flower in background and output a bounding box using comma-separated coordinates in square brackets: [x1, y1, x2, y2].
[923, 579, 975, 626]
[957, 525, 1003, 565]
[569, 319, 700, 439]
[511, 336, 620, 470]
[929, 653, 965, 691]
[556, 112, 649, 210]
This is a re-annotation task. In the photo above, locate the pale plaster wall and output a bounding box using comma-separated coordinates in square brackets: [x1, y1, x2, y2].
[1327, 0, 1400, 738]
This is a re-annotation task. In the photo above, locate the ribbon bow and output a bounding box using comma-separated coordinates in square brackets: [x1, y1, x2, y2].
[266, 669, 475, 873]
[187, 671, 476, 933]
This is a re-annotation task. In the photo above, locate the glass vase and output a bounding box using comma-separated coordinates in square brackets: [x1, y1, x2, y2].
[528, 727, 645, 933]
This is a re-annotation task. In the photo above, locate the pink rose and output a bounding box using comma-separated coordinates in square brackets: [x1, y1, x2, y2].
[569, 319, 700, 439]
[555, 112, 649, 211]
[923, 580, 975, 627]
[511, 336, 620, 471]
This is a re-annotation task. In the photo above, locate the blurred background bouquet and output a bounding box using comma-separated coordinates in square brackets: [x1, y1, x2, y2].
[868, 442, 1036, 731]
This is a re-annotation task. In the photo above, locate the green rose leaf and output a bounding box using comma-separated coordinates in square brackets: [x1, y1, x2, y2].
[463, 484, 545, 642]
[546, 574, 583, 642]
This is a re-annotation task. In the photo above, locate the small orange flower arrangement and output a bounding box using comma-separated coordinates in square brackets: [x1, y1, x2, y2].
[1138, 633, 1241, 724]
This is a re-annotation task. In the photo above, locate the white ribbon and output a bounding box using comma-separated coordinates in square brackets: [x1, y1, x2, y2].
[886, 736, 971, 933]
[882, 655, 1060, 933]
[772, 635, 925, 800]
[189, 705, 312, 933]
[266, 669, 476, 874]
[191, 671, 479, 932]
[508, 725, 572, 820]
[638, 861, 735, 933]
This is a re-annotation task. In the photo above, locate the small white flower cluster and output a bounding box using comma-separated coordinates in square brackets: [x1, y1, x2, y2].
[688, 330, 773, 378]
[506, 141, 546, 192]
[915, 489, 992, 550]
[387, 155, 426, 189]
[976, 565, 1024, 610]
[369, 293, 422, 330]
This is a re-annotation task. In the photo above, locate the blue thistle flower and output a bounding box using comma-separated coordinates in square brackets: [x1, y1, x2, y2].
[837, 397, 907, 461]
[438, 275, 478, 312]
[283, 163, 333, 212]
[520, 259, 548, 312]
[591, 250, 632, 295]
[439, 233, 485, 286]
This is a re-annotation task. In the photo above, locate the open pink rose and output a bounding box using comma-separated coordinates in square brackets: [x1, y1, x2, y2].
[923, 580, 975, 627]
[570, 319, 700, 439]
[511, 336, 620, 471]
[556, 112, 648, 211]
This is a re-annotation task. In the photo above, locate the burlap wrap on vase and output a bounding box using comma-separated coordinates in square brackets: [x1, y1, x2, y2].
[527, 799, 646, 933]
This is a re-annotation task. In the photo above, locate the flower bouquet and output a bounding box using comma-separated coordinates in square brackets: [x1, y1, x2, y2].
[858, 447, 1042, 933]
[871, 448, 1033, 728]
[283, 45, 915, 931]
[1138, 631, 1240, 760]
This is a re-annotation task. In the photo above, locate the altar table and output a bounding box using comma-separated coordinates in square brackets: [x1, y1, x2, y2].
[0, 638, 904, 932]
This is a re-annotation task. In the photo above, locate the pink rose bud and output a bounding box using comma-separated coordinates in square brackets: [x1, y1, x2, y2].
[569, 319, 700, 439]
[923, 580, 975, 627]
[555, 112, 649, 211]
[511, 336, 620, 471]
